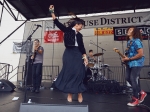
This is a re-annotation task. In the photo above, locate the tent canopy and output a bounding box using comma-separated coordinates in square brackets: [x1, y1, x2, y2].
[7, 0, 150, 20]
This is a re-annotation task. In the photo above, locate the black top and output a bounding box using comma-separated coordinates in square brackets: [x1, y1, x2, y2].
[54, 19, 86, 55]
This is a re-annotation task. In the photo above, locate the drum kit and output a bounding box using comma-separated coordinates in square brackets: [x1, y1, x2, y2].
[86, 53, 109, 81]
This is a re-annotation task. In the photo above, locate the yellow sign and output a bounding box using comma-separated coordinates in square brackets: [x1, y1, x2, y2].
[94, 27, 114, 35]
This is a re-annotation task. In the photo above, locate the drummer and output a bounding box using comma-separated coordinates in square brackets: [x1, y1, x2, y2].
[87, 50, 96, 65]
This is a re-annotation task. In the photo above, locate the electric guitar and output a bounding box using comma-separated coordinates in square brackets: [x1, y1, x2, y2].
[113, 48, 127, 65]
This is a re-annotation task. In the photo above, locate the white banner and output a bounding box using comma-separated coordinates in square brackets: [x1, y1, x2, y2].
[57, 12, 150, 28]
[13, 41, 33, 54]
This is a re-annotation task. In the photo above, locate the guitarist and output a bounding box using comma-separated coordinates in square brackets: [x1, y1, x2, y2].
[31, 39, 44, 93]
[122, 26, 147, 106]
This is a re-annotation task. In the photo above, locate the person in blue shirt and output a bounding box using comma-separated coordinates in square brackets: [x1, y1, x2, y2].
[122, 26, 147, 106]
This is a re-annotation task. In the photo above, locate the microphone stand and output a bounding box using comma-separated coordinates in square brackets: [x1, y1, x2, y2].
[121, 40, 126, 86]
[96, 28, 99, 53]
[24, 25, 41, 103]
[47, 26, 54, 83]
[90, 42, 106, 64]
[118, 53, 125, 83]
[121, 41, 125, 55]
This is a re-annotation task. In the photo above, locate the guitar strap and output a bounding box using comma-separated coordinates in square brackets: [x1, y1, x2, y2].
[125, 40, 135, 55]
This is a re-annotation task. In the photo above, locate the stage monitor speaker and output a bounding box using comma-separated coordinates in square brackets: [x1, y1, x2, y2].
[0, 79, 16, 92]
[19, 103, 88, 112]
[140, 79, 150, 92]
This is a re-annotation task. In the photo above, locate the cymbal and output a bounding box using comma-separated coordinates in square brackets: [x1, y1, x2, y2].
[87, 63, 94, 67]
[93, 53, 104, 56]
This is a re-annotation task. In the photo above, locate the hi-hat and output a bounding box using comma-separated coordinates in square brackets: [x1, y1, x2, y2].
[93, 53, 104, 56]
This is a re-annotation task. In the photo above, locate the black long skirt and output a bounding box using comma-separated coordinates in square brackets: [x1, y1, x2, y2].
[55, 47, 86, 94]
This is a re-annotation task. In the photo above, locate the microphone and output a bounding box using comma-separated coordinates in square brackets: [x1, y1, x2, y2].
[34, 24, 42, 27]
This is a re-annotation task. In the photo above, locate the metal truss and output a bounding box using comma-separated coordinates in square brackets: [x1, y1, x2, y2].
[0, 0, 28, 44]
[0, 0, 27, 26]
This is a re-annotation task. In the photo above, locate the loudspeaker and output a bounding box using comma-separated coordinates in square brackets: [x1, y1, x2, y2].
[140, 66, 150, 79]
[0, 79, 16, 92]
[19, 103, 88, 112]
[140, 79, 150, 92]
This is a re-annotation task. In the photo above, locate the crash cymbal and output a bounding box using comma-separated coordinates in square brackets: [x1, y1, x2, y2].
[93, 53, 104, 56]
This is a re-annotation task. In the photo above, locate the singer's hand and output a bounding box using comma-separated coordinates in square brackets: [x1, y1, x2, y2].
[84, 58, 88, 66]
[49, 5, 56, 20]
[49, 5, 54, 10]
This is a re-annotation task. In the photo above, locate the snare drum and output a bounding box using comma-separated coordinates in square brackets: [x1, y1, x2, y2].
[87, 63, 95, 68]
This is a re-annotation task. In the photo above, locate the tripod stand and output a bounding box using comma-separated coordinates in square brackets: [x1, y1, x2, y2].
[23, 25, 41, 103]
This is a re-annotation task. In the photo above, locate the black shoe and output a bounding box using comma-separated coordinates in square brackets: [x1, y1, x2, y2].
[31, 88, 36, 93]
[35, 89, 40, 93]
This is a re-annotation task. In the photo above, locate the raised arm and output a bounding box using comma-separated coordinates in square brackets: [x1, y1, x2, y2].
[49, 5, 67, 32]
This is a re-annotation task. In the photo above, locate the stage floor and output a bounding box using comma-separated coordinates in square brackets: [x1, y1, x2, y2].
[0, 86, 150, 112]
